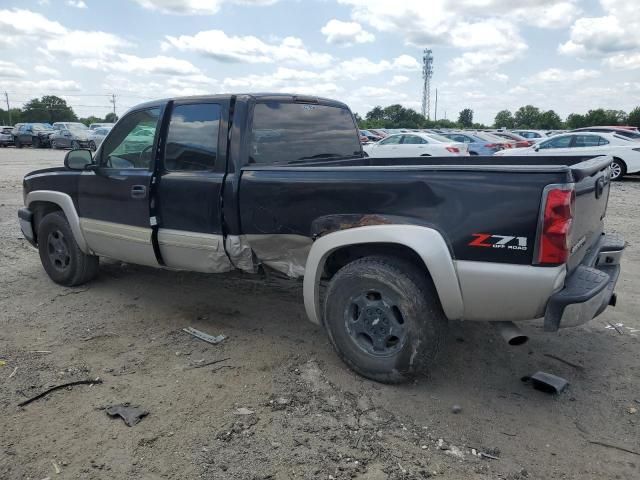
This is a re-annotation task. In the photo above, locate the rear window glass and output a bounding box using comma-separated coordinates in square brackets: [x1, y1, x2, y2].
[249, 102, 361, 165]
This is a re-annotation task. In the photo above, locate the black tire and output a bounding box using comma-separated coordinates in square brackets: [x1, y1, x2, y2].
[611, 158, 626, 180]
[323, 255, 447, 383]
[15, 138, 22, 149]
[469, 151, 478, 155]
[71, 140, 80, 150]
[50, 140, 57, 149]
[37, 211, 99, 287]
[33, 137, 40, 149]
[89, 140, 96, 151]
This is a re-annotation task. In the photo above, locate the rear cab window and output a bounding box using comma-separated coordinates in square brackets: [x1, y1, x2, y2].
[249, 101, 361, 165]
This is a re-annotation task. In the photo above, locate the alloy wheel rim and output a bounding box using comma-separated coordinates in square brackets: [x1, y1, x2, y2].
[611, 162, 622, 179]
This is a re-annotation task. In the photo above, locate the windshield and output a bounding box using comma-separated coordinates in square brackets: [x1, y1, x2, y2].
[32, 124, 52, 131]
[249, 102, 361, 165]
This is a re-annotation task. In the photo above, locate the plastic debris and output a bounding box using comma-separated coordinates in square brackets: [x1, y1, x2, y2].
[528, 371, 569, 394]
[182, 327, 225, 345]
[105, 404, 149, 427]
[234, 407, 254, 415]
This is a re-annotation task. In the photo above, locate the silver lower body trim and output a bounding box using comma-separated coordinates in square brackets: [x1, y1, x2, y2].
[455, 260, 566, 321]
[158, 229, 233, 273]
[80, 218, 157, 266]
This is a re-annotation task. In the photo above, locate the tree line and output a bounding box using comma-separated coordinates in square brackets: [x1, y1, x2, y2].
[357, 104, 640, 130]
[0, 95, 118, 127]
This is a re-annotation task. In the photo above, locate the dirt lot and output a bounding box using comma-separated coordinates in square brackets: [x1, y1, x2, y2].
[0, 147, 638, 480]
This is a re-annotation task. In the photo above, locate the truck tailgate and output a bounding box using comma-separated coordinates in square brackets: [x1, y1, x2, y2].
[566, 156, 612, 272]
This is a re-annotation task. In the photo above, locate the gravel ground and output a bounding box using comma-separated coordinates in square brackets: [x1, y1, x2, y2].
[0, 147, 638, 480]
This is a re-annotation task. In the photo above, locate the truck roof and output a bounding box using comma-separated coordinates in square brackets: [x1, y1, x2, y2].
[128, 93, 350, 112]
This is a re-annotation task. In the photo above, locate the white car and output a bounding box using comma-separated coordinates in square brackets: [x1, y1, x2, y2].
[89, 122, 116, 130]
[364, 132, 469, 158]
[495, 132, 640, 180]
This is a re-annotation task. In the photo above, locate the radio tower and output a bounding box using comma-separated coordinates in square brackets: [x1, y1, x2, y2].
[421, 49, 434, 119]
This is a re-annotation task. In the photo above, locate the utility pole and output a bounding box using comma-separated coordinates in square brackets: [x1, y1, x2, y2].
[110, 93, 116, 116]
[4, 92, 10, 125]
[434, 88, 438, 121]
[421, 49, 434, 120]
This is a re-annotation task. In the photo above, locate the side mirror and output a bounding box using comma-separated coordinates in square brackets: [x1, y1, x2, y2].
[64, 149, 93, 170]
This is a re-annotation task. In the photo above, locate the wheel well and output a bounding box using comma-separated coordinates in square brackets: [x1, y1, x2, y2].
[613, 157, 627, 170]
[323, 242, 431, 281]
[30, 201, 63, 243]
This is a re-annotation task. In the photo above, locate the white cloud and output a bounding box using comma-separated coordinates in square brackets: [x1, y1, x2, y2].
[0, 79, 82, 93]
[337, 55, 419, 79]
[604, 52, 640, 70]
[389, 75, 409, 86]
[527, 68, 601, 84]
[357, 86, 407, 99]
[66, 1, 88, 8]
[73, 54, 201, 75]
[0, 60, 27, 78]
[46, 30, 131, 59]
[134, 0, 278, 15]
[163, 30, 333, 67]
[0, 8, 66, 40]
[321, 19, 375, 46]
[34, 65, 61, 77]
[0, 9, 129, 60]
[559, 0, 640, 58]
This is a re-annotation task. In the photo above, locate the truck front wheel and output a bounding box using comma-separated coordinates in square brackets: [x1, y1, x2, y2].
[323, 255, 447, 383]
[37, 211, 99, 286]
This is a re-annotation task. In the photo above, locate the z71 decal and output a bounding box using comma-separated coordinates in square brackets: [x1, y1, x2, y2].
[469, 233, 528, 251]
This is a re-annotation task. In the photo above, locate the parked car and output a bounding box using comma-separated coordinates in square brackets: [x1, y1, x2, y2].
[359, 129, 382, 142]
[50, 126, 93, 150]
[439, 131, 506, 155]
[11, 123, 25, 137]
[87, 127, 112, 151]
[14, 123, 55, 148]
[18, 93, 622, 384]
[367, 128, 388, 139]
[571, 126, 640, 140]
[364, 132, 468, 157]
[53, 122, 90, 132]
[511, 129, 548, 140]
[495, 132, 640, 180]
[491, 131, 534, 148]
[90, 122, 116, 130]
[0, 126, 14, 147]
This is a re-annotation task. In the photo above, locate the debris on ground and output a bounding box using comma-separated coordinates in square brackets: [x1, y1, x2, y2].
[187, 357, 230, 369]
[51, 460, 61, 474]
[628, 406, 637, 415]
[17, 378, 103, 407]
[8, 366, 17, 379]
[451, 404, 462, 414]
[0, 360, 5, 367]
[182, 327, 225, 345]
[605, 322, 624, 334]
[525, 371, 569, 394]
[588, 440, 640, 457]
[234, 407, 254, 415]
[543, 353, 585, 371]
[105, 404, 149, 427]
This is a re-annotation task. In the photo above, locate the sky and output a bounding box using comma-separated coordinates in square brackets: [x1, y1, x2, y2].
[0, 0, 639, 124]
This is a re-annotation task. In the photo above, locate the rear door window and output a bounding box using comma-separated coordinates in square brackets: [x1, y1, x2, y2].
[164, 103, 221, 171]
[249, 102, 361, 165]
[538, 135, 573, 149]
[401, 135, 426, 144]
[573, 135, 603, 148]
[379, 135, 402, 145]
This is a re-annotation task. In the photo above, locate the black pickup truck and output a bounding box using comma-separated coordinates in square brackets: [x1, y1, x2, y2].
[19, 94, 624, 383]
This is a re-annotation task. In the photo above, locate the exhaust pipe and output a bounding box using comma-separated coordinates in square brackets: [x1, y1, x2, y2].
[492, 321, 529, 346]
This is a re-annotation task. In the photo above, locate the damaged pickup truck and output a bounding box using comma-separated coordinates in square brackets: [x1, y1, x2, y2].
[19, 94, 624, 383]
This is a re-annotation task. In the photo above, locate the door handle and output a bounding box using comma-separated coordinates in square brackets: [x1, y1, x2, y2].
[131, 185, 147, 199]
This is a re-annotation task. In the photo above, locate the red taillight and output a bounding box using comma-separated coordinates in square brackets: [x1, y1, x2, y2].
[515, 141, 531, 148]
[446, 146, 460, 153]
[537, 187, 575, 265]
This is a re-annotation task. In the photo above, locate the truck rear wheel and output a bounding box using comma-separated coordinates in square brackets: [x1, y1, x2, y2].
[323, 255, 447, 383]
[37, 211, 99, 286]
